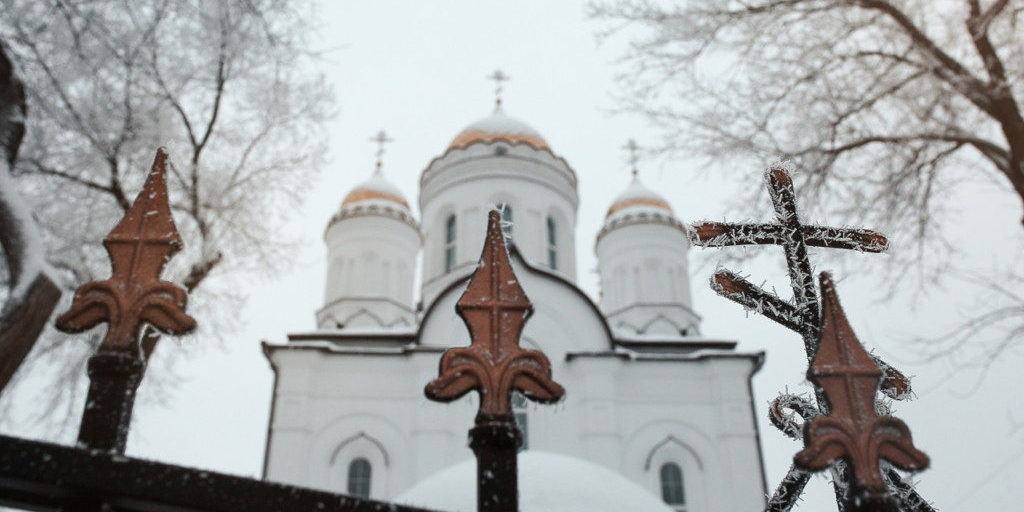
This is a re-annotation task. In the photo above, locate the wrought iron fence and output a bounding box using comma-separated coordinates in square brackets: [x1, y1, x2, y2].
[0, 150, 934, 512]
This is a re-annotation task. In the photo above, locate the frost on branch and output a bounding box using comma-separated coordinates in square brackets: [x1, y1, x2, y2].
[0, 43, 60, 393]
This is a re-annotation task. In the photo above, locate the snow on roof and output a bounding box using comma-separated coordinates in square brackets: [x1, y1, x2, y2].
[341, 169, 410, 209]
[395, 451, 675, 512]
[449, 109, 549, 149]
[606, 174, 673, 218]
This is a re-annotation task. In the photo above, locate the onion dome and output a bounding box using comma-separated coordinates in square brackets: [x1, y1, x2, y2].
[605, 173, 673, 218]
[448, 109, 549, 150]
[341, 168, 409, 210]
[597, 172, 683, 247]
[329, 166, 417, 233]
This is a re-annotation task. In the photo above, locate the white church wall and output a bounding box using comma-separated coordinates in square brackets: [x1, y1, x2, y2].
[321, 213, 419, 330]
[596, 221, 701, 337]
[420, 144, 578, 306]
[266, 345, 763, 512]
[596, 222, 694, 312]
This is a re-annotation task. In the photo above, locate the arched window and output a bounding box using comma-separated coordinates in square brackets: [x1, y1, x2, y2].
[499, 203, 513, 239]
[659, 462, 686, 506]
[444, 214, 456, 272]
[347, 458, 372, 498]
[545, 216, 557, 270]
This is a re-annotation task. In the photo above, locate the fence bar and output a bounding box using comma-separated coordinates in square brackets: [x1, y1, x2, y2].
[470, 414, 521, 512]
[77, 352, 144, 453]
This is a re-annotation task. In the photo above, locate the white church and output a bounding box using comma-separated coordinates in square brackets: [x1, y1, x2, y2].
[260, 94, 768, 511]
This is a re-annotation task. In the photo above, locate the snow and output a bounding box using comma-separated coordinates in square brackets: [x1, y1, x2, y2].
[453, 110, 545, 139]
[612, 174, 667, 205]
[0, 159, 53, 304]
[342, 169, 409, 209]
[395, 451, 675, 512]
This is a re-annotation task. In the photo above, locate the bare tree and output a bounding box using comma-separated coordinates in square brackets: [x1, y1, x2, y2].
[0, 0, 332, 423]
[0, 41, 61, 394]
[591, 0, 1023, 364]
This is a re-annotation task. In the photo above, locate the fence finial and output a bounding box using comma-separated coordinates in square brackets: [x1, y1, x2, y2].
[56, 148, 195, 353]
[425, 210, 563, 512]
[425, 209, 563, 414]
[55, 148, 195, 454]
[795, 273, 928, 509]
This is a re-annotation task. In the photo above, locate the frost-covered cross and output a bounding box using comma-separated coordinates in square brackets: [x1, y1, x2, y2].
[691, 164, 928, 512]
[488, 69, 509, 110]
[370, 130, 392, 169]
[622, 139, 640, 176]
[691, 165, 888, 360]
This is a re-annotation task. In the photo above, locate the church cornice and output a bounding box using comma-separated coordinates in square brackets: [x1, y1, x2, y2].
[420, 138, 578, 189]
[325, 202, 421, 237]
[565, 349, 764, 364]
[594, 210, 688, 248]
[602, 301, 703, 324]
[613, 339, 737, 352]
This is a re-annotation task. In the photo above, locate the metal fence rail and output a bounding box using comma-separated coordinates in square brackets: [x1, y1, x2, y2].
[0, 435, 435, 512]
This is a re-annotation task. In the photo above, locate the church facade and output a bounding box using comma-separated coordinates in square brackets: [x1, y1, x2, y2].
[261, 104, 767, 512]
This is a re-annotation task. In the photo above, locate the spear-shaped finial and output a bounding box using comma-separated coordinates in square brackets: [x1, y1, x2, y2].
[425, 210, 563, 416]
[795, 273, 929, 509]
[55, 148, 196, 454]
[56, 148, 196, 355]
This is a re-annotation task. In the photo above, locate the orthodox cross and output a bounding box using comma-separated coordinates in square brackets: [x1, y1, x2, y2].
[370, 129, 392, 170]
[622, 139, 640, 176]
[795, 273, 929, 511]
[488, 69, 509, 111]
[425, 210, 564, 415]
[55, 148, 196, 454]
[56, 148, 196, 353]
[690, 165, 907, 395]
[690, 164, 929, 512]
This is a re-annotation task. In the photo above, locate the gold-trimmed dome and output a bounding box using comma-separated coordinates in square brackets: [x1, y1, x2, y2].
[448, 110, 549, 150]
[341, 169, 409, 209]
[605, 175, 673, 218]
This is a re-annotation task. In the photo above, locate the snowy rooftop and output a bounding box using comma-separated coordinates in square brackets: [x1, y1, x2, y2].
[606, 174, 673, 218]
[448, 109, 549, 149]
[341, 168, 410, 209]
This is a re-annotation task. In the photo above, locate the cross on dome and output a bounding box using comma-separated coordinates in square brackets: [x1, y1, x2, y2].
[370, 129, 393, 170]
[488, 69, 510, 112]
[621, 139, 641, 177]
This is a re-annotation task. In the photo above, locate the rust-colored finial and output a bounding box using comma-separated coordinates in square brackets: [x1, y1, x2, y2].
[56, 148, 196, 355]
[795, 273, 928, 499]
[425, 210, 564, 416]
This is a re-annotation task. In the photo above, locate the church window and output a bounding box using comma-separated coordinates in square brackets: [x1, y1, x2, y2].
[498, 203, 513, 239]
[347, 458, 372, 498]
[512, 391, 528, 450]
[546, 216, 557, 270]
[659, 462, 686, 506]
[444, 214, 456, 272]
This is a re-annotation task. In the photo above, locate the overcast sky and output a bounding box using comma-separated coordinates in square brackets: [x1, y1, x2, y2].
[5, 2, 1022, 511]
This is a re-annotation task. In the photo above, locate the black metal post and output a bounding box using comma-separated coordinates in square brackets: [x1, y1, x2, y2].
[844, 489, 900, 512]
[469, 414, 521, 512]
[77, 352, 144, 454]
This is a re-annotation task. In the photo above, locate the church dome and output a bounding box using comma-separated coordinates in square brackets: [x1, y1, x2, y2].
[341, 168, 409, 210]
[396, 452, 674, 512]
[448, 109, 549, 150]
[605, 174, 673, 218]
